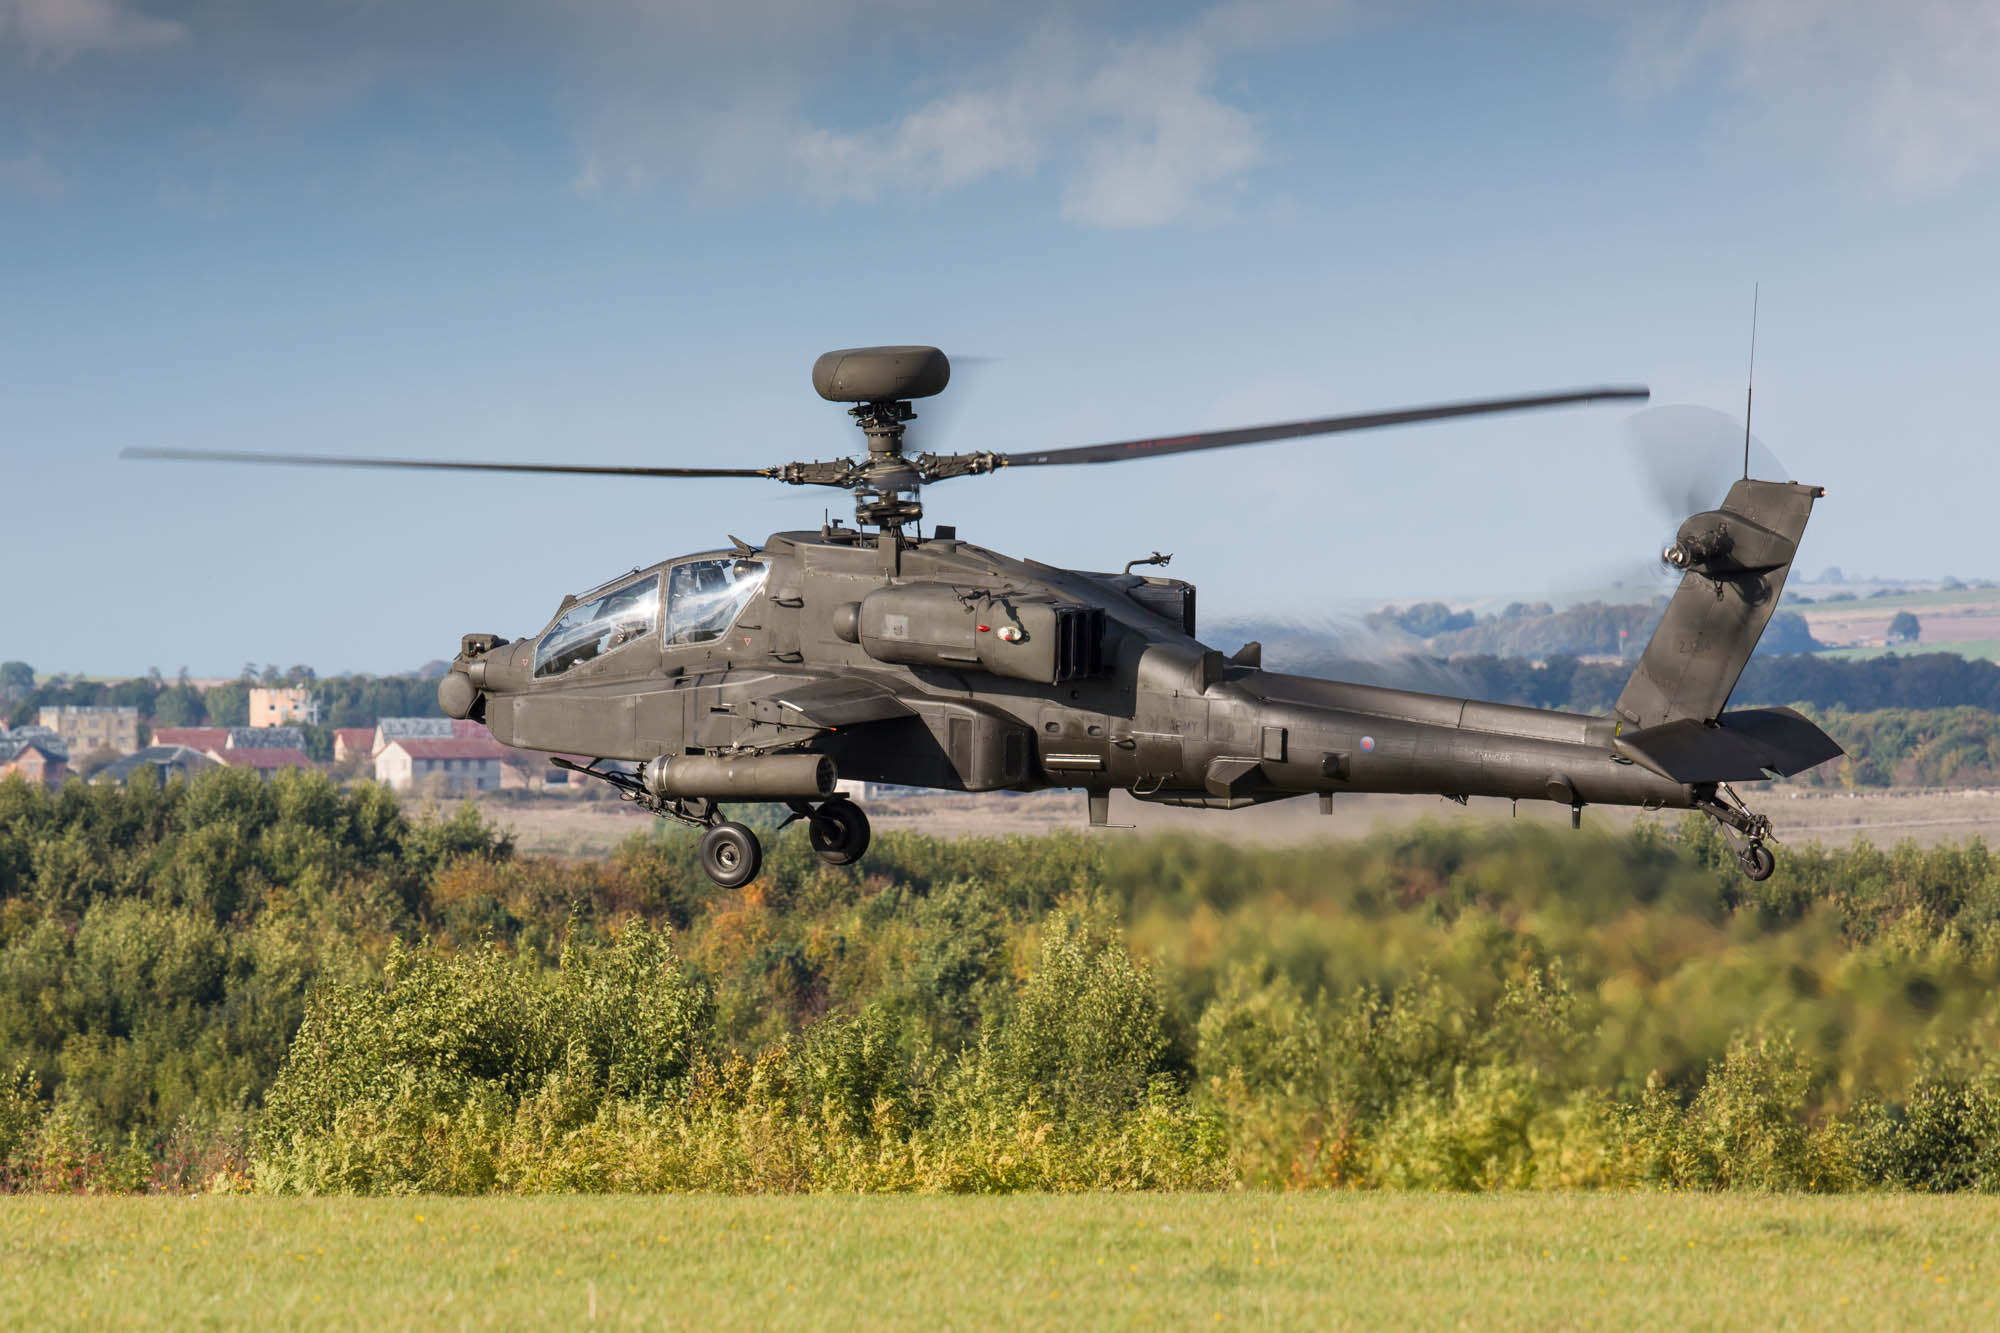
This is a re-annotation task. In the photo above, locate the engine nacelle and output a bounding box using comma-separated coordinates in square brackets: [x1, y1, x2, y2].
[836, 583, 1106, 684]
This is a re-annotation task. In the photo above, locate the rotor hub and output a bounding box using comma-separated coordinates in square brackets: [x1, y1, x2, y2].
[847, 407, 924, 532]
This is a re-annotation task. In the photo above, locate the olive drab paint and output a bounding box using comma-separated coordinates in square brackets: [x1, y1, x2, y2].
[129, 345, 1841, 885]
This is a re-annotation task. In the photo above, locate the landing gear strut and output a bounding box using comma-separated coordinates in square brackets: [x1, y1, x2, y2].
[1698, 782, 1777, 881]
[549, 758, 872, 886]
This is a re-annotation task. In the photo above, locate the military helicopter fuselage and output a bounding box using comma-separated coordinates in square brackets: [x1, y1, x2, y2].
[132, 344, 1843, 887]
[452, 526, 1695, 830]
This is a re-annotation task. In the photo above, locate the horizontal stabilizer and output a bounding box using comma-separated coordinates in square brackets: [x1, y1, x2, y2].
[1615, 706, 1843, 784]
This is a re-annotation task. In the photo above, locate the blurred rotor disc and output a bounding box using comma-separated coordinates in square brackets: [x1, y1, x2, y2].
[1624, 404, 1789, 526]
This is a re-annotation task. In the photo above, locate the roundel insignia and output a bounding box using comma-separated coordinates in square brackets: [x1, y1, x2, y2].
[1360, 735, 1376, 752]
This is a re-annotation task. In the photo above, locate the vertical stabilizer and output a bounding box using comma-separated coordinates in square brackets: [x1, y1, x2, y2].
[1614, 479, 1821, 729]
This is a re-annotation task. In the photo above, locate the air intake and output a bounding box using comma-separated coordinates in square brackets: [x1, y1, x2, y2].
[1054, 605, 1107, 681]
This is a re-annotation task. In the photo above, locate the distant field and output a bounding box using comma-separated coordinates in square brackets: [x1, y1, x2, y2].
[1799, 588, 2000, 653]
[4, 1194, 1994, 1329]
[1813, 640, 2000, 663]
[1795, 585, 2000, 614]
[459, 786, 2000, 858]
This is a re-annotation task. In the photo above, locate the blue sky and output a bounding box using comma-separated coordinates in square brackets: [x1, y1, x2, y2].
[5, 0, 1996, 676]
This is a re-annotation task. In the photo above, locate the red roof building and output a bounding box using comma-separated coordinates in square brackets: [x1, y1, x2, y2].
[333, 728, 376, 763]
[153, 727, 229, 752]
[210, 746, 317, 776]
[0, 739, 66, 787]
[375, 735, 507, 792]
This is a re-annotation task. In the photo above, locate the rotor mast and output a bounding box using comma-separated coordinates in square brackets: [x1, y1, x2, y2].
[808, 345, 965, 538]
[846, 397, 926, 534]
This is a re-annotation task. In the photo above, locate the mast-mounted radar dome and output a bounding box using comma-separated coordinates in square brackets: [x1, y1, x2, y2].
[812, 346, 951, 403]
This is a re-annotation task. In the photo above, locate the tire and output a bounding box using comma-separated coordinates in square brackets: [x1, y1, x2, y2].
[1739, 844, 1775, 882]
[700, 821, 762, 888]
[808, 798, 871, 866]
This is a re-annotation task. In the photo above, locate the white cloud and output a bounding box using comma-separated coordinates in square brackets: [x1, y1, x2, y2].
[784, 0, 1349, 228]
[0, 0, 185, 61]
[1061, 33, 1262, 227]
[791, 57, 1057, 201]
[1630, 0, 2000, 191]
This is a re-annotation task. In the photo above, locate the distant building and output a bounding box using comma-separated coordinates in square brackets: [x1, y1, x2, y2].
[376, 734, 507, 792]
[0, 726, 68, 786]
[212, 747, 317, 779]
[152, 727, 229, 753]
[96, 745, 218, 786]
[141, 724, 321, 778]
[372, 717, 458, 751]
[247, 686, 319, 727]
[224, 726, 305, 751]
[499, 747, 583, 791]
[333, 728, 376, 763]
[38, 705, 141, 758]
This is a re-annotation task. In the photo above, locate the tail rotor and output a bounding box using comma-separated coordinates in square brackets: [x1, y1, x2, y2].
[1624, 404, 1790, 576]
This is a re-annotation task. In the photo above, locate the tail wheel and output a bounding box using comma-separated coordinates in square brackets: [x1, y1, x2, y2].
[1739, 843, 1775, 882]
[808, 798, 871, 866]
[700, 821, 762, 888]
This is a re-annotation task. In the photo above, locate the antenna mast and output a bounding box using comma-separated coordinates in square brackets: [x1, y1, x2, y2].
[1743, 283, 1759, 479]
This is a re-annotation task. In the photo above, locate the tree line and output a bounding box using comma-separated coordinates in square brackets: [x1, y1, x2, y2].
[1362, 600, 1822, 658]
[2, 666, 443, 733]
[1281, 649, 2000, 717]
[5, 768, 2000, 1193]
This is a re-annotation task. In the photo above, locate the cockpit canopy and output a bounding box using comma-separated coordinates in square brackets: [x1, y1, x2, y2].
[667, 558, 768, 645]
[534, 573, 660, 678]
[530, 556, 770, 680]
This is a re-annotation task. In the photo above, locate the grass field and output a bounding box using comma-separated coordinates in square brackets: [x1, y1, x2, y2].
[4, 1194, 1996, 1329]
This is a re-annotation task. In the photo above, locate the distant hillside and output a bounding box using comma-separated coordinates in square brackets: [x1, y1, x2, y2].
[1222, 600, 1819, 669]
[1418, 600, 1661, 658]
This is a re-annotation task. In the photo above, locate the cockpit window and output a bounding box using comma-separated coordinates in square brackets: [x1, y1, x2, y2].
[667, 558, 769, 645]
[533, 574, 660, 679]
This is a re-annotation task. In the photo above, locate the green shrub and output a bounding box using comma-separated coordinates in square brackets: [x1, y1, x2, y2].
[1005, 914, 1181, 1118]
[1853, 1067, 2000, 1192]
[13, 770, 2000, 1193]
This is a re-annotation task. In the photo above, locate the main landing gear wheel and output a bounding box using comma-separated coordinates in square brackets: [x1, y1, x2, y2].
[808, 798, 871, 866]
[700, 821, 762, 889]
[1697, 782, 1780, 882]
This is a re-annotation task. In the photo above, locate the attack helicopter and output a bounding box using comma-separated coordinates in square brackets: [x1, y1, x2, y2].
[130, 346, 1841, 887]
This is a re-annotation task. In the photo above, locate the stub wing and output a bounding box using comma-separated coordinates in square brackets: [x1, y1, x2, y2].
[728, 674, 916, 731]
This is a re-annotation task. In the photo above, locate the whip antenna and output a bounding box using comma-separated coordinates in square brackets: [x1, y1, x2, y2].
[1743, 283, 1759, 479]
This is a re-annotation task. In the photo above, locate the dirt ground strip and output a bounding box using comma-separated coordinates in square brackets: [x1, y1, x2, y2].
[457, 786, 2000, 858]
[1800, 595, 2000, 650]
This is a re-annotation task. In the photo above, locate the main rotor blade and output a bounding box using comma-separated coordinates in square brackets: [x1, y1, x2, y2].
[997, 386, 1651, 468]
[122, 447, 779, 480]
